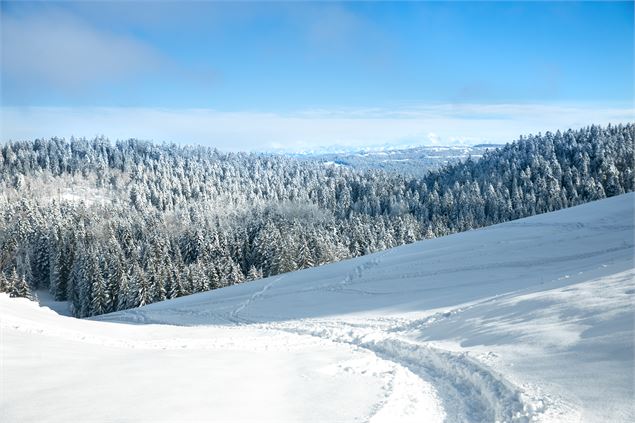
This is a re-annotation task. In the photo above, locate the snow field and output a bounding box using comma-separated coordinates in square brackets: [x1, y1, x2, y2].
[2, 193, 633, 422]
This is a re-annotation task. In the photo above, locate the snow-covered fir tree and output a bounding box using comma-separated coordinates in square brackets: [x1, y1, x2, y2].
[0, 124, 632, 316]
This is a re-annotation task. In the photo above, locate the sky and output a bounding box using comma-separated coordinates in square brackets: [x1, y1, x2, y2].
[1, 1, 633, 151]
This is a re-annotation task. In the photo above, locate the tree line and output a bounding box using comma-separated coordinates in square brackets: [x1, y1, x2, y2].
[0, 123, 632, 317]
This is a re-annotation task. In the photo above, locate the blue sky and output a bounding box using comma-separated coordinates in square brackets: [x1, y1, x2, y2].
[1, 1, 633, 151]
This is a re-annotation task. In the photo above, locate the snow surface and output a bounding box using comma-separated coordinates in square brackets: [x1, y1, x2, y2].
[2, 193, 634, 422]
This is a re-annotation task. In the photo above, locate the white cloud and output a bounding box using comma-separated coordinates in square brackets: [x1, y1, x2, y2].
[426, 132, 441, 146]
[1, 104, 632, 152]
[1, 10, 164, 95]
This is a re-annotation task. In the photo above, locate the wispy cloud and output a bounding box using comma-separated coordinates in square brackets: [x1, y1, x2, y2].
[1, 104, 632, 152]
[1, 9, 165, 100]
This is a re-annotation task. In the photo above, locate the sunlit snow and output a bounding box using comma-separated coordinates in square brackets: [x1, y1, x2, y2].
[2, 194, 633, 422]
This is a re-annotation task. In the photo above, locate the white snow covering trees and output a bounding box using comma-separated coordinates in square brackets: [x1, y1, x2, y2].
[0, 124, 633, 317]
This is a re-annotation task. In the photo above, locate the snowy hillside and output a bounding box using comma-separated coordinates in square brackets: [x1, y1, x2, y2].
[2, 194, 634, 422]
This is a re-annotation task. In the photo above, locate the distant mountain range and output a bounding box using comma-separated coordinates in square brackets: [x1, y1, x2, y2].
[289, 144, 505, 177]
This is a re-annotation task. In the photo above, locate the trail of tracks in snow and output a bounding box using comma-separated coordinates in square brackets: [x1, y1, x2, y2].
[223, 253, 546, 422]
[228, 275, 285, 322]
[97, 297, 565, 423]
[102, 252, 564, 422]
[273, 319, 539, 423]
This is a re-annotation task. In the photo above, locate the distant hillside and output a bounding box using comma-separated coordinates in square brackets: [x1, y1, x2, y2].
[292, 144, 502, 177]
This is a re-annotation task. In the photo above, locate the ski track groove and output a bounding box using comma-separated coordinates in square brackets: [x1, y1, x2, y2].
[218, 252, 542, 422]
[268, 319, 538, 423]
[100, 292, 555, 422]
[96, 250, 557, 422]
[229, 275, 285, 321]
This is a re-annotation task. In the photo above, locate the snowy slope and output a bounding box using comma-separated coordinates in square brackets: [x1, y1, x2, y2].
[2, 193, 634, 422]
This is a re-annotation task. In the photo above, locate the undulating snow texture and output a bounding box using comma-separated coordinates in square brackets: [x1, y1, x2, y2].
[2, 193, 633, 422]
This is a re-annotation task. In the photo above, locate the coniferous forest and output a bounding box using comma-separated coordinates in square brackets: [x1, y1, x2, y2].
[0, 124, 632, 317]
